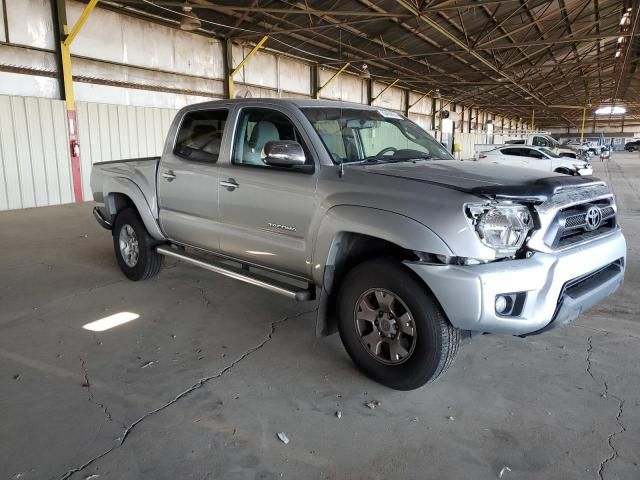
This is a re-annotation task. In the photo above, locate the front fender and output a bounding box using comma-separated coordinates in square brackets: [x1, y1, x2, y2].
[311, 205, 452, 286]
[103, 177, 166, 240]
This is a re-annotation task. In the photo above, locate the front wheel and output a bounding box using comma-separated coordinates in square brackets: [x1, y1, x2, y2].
[337, 259, 461, 390]
[113, 208, 163, 281]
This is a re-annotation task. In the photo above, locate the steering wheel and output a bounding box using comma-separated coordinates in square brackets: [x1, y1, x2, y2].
[375, 146, 397, 157]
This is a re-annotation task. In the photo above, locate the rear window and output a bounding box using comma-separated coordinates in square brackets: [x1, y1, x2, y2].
[174, 109, 228, 163]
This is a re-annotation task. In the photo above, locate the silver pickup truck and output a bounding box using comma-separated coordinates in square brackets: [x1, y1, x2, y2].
[91, 99, 626, 390]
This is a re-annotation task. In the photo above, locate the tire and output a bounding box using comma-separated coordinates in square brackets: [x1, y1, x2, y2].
[337, 259, 460, 390]
[112, 208, 163, 281]
[554, 168, 572, 175]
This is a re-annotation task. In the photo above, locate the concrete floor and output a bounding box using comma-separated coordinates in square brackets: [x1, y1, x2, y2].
[1, 153, 639, 480]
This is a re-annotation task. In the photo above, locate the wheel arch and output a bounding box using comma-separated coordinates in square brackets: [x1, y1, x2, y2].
[312, 205, 453, 337]
[102, 178, 166, 240]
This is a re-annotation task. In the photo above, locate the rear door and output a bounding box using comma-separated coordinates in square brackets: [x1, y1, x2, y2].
[217, 105, 318, 278]
[157, 108, 229, 252]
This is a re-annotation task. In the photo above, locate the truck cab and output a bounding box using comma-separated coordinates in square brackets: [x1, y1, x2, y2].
[91, 99, 626, 390]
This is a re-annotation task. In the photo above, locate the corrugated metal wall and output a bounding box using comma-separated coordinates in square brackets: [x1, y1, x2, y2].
[0, 95, 72, 210]
[0, 96, 177, 211]
[75, 102, 177, 200]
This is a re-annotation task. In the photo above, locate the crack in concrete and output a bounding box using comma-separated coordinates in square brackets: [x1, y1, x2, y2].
[195, 284, 213, 307]
[597, 385, 626, 480]
[79, 358, 117, 425]
[585, 335, 596, 384]
[585, 335, 628, 480]
[57, 308, 316, 480]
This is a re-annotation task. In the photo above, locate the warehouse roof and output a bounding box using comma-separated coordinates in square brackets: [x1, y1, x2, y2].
[102, 0, 638, 128]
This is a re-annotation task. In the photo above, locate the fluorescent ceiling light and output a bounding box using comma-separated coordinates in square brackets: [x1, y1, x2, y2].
[83, 312, 140, 332]
[620, 13, 631, 25]
[595, 106, 626, 115]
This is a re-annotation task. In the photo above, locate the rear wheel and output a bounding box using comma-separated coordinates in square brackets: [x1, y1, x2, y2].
[113, 208, 163, 281]
[337, 259, 460, 390]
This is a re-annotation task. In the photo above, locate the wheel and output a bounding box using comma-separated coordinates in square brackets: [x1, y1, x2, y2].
[112, 208, 163, 281]
[337, 259, 461, 390]
[554, 168, 572, 175]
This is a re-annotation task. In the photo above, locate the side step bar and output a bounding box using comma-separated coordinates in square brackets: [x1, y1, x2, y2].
[156, 246, 315, 302]
[93, 207, 113, 230]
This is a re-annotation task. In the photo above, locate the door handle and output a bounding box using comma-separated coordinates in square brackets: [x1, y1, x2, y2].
[162, 170, 176, 181]
[220, 178, 239, 191]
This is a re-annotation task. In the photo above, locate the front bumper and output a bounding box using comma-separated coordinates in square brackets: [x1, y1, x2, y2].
[405, 230, 626, 335]
[576, 166, 593, 176]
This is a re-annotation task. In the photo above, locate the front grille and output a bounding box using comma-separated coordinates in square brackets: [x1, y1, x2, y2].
[544, 199, 617, 249]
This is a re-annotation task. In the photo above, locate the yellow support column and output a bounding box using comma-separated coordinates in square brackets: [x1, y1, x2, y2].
[57, 0, 99, 202]
[531, 109, 535, 130]
[60, 43, 75, 110]
[315, 63, 350, 99]
[228, 35, 269, 99]
[370, 79, 399, 105]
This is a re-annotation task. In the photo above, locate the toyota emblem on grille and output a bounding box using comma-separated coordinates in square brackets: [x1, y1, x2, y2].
[585, 206, 602, 231]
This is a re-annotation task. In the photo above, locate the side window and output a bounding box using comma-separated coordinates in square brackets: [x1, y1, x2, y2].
[502, 148, 521, 156]
[532, 136, 548, 147]
[233, 108, 312, 168]
[174, 110, 228, 163]
[314, 119, 347, 162]
[526, 149, 544, 159]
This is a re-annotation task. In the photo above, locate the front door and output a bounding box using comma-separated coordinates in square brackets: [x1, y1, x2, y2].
[521, 148, 552, 171]
[217, 106, 318, 278]
[158, 108, 229, 252]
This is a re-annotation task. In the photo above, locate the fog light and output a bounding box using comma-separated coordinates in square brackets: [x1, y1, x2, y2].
[495, 295, 512, 314]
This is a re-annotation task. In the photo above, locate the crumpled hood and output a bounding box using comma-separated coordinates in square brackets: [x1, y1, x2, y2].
[357, 160, 596, 200]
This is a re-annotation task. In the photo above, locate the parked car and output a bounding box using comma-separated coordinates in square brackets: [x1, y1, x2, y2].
[91, 99, 626, 390]
[476, 134, 577, 159]
[562, 139, 602, 155]
[625, 140, 640, 152]
[475, 145, 593, 175]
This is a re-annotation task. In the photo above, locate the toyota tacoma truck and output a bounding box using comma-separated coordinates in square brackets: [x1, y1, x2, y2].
[91, 99, 626, 390]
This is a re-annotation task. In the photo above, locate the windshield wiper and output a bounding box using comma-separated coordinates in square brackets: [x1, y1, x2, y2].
[358, 154, 434, 164]
[386, 155, 434, 163]
[355, 156, 388, 164]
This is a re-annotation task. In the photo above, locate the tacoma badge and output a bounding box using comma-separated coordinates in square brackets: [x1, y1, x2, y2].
[267, 222, 297, 232]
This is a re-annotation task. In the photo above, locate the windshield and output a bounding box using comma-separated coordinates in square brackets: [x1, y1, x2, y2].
[543, 135, 560, 147]
[301, 107, 454, 164]
[539, 147, 560, 158]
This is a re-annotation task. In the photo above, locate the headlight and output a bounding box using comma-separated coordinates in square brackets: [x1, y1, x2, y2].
[466, 204, 533, 256]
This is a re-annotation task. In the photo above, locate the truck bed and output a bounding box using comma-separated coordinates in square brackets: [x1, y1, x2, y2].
[90, 156, 160, 217]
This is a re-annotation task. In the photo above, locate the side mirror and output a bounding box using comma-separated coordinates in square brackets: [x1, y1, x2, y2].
[262, 141, 306, 166]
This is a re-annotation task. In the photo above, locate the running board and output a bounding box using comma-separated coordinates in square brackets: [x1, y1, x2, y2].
[156, 246, 315, 301]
